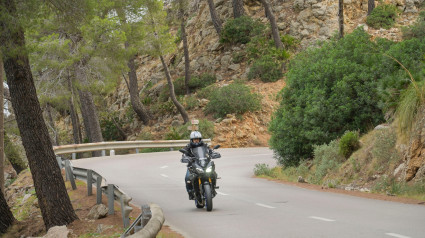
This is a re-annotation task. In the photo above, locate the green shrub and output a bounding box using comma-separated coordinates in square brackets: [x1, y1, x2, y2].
[246, 36, 290, 61]
[220, 16, 266, 44]
[172, 74, 217, 96]
[396, 81, 425, 136]
[151, 100, 176, 116]
[366, 4, 399, 29]
[165, 127, 184, 140]
[100, 113, 126, 141]
[402, 11, 425, 40]
[248, 55, 283, 82]
[311, 140, 345, 183]
[189, 73, 216, 89]
[378, 38, 425, 112]
[281, 34, 299, 50]
[196, 85, 218, 100]
[254, 163, 273, 176]
[232, 51, 246, 64]
[184, 95, 199, 110]
[339, 131, 360, 159]
[205, 82, 261, 118]
[269, 28, 384, 166]
[372, 128, 400, 164]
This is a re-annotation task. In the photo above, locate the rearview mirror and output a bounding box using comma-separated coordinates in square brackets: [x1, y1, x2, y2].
[213, 145, 220, 150]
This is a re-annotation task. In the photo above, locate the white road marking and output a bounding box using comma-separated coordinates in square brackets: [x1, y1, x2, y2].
[309, 216, 335, 222]
[217, 191, 228, 196]
[160, 166, 168, 169]
[385, 233, 411, 238]
[256, 203, 275, 209]
[160, 174, 169, 178]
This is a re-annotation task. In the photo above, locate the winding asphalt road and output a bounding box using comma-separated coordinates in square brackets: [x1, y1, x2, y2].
[72, 147, 425, 238]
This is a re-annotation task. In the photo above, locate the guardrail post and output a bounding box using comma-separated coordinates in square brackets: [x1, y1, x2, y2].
[72, 153, 76, 160]
[102, 150, 106, 157]
[96, 175, 102, 204]
[56, 156, 63, 169]
[108, 184, 114, 215]
[87, 170, 93, 196]
[65, 160, 77, 190]
[120, 194, 132, 228]
[141, 205, 152, 227]
[110, 150, 115, 156]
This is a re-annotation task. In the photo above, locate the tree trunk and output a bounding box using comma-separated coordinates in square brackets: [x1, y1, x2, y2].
[78, 89, 103, 157]
[232, 0, 245, 18]
[0, 186, 15, 234]
[116, 7, 151, 125]
[0, 57, 4, 195]
[339, 0, 344, 39]
[206, 0, 222, 36]
[4, 132, 26, 175]
[159, 55, 189, 124]
[45, 103, 60, 146]
[0, 0, 78, 229]
[179, 4, 191, 95]
[368, 0, 375, 16]
[67, 73, 82, 145]
[128, 55, 151, 125]
[259, 0, 284, 49]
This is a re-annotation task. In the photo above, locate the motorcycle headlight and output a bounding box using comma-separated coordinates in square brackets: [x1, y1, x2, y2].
[196, 167, 204, 174]
[206, 166, 213, 173]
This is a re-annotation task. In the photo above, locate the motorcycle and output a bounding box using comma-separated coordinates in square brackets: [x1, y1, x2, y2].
[180, 144, 221, 211]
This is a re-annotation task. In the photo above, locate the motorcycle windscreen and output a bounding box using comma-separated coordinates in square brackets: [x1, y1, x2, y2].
[191, 146, 208, 159]
[192, 146, 208, 167]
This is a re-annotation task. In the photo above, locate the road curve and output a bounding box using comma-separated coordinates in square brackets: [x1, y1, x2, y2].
[72, 147, 425, 238]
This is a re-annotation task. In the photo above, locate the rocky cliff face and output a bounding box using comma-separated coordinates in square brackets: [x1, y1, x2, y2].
[402, 106, 425, 182]
[108, 0, 424, 149]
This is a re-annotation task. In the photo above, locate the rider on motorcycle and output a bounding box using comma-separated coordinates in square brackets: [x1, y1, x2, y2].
[183, 131, 219, 200]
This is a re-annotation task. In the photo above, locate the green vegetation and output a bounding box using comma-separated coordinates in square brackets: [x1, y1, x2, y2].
[248, 55, 283, 82]
[402, 11, 425, 40]
[269, 28, 385, 166]
[339, 131, 360, 159]
[366, 4, 399, 29]
[204, 82, 261, 118]
[100, 112, 126, 141]
[220, 16, 266, 44]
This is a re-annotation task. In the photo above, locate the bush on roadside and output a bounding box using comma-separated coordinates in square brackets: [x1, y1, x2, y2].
[269, 28, 384, 166]
[311, 140, 345, 184]
[339, 131, 360, 159]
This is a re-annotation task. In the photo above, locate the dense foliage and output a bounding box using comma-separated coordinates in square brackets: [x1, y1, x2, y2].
[366, 4, 399, 29]
[270, 25, 425, 166]
[220, 16, 265, 44]
[205, 82, 261, 118]
[269, 29, 385, 166]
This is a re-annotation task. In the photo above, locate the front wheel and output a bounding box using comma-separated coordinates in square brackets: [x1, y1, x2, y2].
[204, 184, 213, 211]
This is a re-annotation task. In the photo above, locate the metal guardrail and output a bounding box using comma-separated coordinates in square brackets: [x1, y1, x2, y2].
[53, 139, 211, 156]
[58, 157, 133, 228]
[55, 140, 195, 235]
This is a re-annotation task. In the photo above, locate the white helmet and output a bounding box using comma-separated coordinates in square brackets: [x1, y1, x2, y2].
[190, 131, 203, 147]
